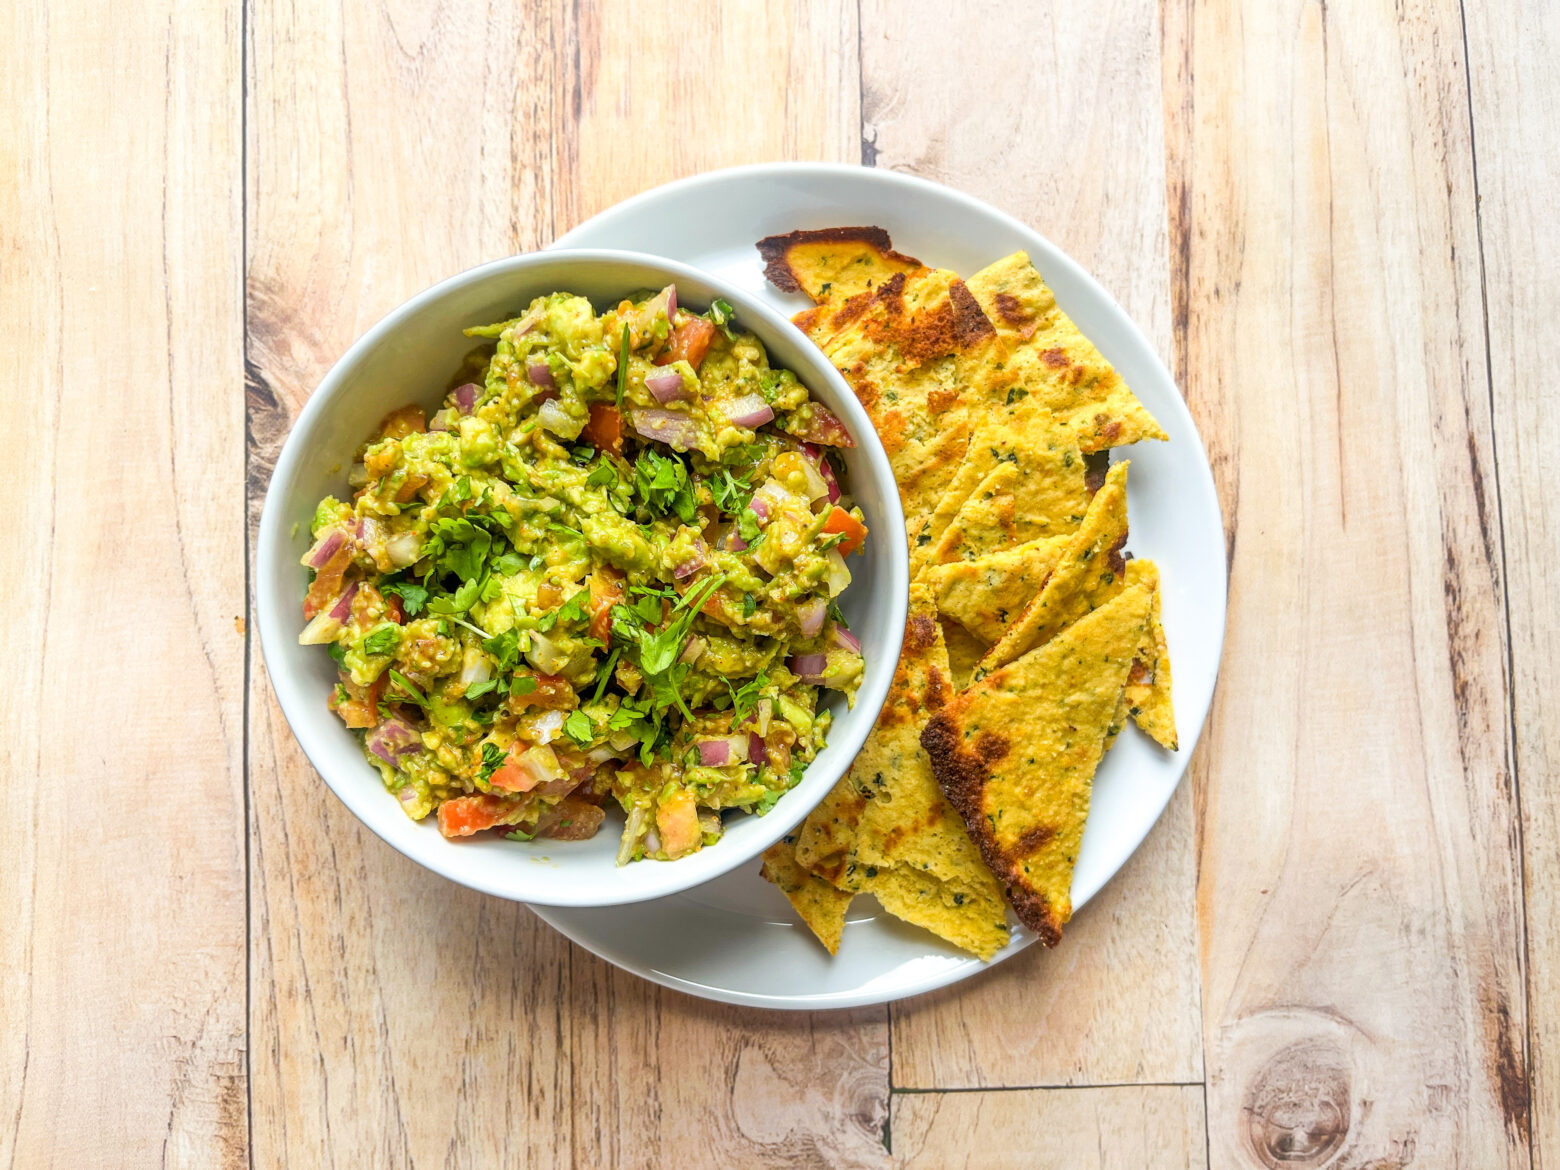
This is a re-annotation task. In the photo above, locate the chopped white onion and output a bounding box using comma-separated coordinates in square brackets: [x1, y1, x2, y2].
[537, 398, 584, 439]
[386, 531, 422, 568]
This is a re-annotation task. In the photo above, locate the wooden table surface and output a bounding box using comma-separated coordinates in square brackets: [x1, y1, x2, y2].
[4, 1, 1554, 1166]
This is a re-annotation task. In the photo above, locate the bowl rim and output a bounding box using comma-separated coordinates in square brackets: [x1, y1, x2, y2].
[255, 247, 909, 907]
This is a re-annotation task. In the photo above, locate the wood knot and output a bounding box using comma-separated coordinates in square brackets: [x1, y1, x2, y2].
[1242, 1039, 1351, 1168]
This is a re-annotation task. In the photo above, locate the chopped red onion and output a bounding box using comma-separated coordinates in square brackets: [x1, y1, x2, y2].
[748, 495, 771, 524]
[585, 744, 623, 766]
[817, 455, 841, 502]
[644, 368, 692, 404]
[739, 698, 773, 737]
[630, 408, 699, 451]
[678, 634, 707, 665]
[672, 540, 708, 581]
[328, 580, 360, 622]
[726, 393, 775, 429]
[827, 622, 862, 654]
[303, 529, 346, 569]
[537, 398, 583, 439]
[797, 403, 855, 448]
[665, 284, 677, 319]
[527, 360, 555, 389]
[367, 718, 422, 764]
[428, 411, 450, 432]
[748, 732, 768, 767]
[797, 598, 827, 639]
[697, 739, 731, 767]
[454, 382, 480, 413]
[788, 653, 829, 683]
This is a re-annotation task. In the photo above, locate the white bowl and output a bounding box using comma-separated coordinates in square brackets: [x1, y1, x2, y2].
[256, 251, 908, 907]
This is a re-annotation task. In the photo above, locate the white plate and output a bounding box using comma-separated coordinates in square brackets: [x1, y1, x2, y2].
[538, 163, 1227, 1009]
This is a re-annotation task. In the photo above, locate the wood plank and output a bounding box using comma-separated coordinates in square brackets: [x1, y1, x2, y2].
[555, 0, 861, 227]
[859, 0, 1203, 1088]
[0, 2, 247, 1166]
[1167, 0, 1530, 1162]
[246, 3, 876, 1166]
[890, 1085, 1205, 1170]
[1463, 0, 1557, 1160]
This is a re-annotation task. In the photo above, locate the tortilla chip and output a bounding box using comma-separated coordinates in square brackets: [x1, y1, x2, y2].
[1123, 560, 1177, 749]
[966, 252, 1167, 452]
[941, 619, 987, 691]
[923, 535, 1071, 645]
[917, 409, 1090, 574]
[793, 584, 949, 880]
[761, 837, 853, 954]
[856, 865, 1010, 961]
[897, 418, 974, 547]
[978, 461, 1131, 677]
[757, 227, 924, 303]
[921, 582, 1154, 945]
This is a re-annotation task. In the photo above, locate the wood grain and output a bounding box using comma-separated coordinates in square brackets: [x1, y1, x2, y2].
[245, 3, 879, 1166]
[1168, 0, 1529, 1163]
[859, 0, 1203, 1089]
[890, 1085, 1205, 1170]
[1463, 1, 1559, 1162]
[0, 1, 247, 1166]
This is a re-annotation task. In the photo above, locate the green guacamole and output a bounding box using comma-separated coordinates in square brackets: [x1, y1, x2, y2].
[298, 287, 868, 863]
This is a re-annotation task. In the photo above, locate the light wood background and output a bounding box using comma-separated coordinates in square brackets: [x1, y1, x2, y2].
[2, 0, 1551, 1165]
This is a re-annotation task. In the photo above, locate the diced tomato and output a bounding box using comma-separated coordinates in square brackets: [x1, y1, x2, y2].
[302, 540, 355, 620]
[378, 404, 427, 439]
[791, 403, 855, 448]
[656, 790, 702, 858]
[655, 315, 716, 371]
[581, 403, 624, 455]
[437, 794, 510, 838]
[329, 671, 385, 730]
[589, 568, 625, 644]
[512, 673, 576, 710]
[821, 506, 868, 556]
[393, 471, 429, 503]
[385, 593, 406, 624]
[489, 743, 562, 794]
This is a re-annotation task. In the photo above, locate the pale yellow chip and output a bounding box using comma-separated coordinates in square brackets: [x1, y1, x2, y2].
[919, 410, 1090, 574]
[856, 866, 1010, 961]
[761, 837, 854, 955]
[941, 619, 987, 692]
[922, 583, 1153, 945]
[1123, 559, 1177, 749]
[922, 534, 1070, 645]
[965, 251, 1167, 452]
[757, 226, 924, 303]
[978, 461, 1131, 676]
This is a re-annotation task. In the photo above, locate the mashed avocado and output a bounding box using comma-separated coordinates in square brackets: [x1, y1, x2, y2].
[298, 287, 869, 863]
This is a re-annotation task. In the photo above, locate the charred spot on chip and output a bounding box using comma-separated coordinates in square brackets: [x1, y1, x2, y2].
[974, 730, 1009, 764]
[1041, 347, 1068, 369]
[756, 227, 921, 298]
[1014, 823, 1057, 855]
[993, 291, 1032, 326]
[906, 614, 938, 652]
[949, 280, 997, 347]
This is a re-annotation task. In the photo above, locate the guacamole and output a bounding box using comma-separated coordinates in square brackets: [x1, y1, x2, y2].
[298, 287, 868, 863]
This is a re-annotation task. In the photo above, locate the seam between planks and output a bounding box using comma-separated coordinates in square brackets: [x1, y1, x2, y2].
[890, 1080, 1204, 1095]
[1455, 1, 1534, 1162]
[240, 0, 254, 1164]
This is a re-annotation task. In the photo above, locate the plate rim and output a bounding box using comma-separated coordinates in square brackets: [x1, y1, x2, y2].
[536, 161, 1228, 1009]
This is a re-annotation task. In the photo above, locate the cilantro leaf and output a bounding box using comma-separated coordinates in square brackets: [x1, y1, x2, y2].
[465, 677, 501, 700]
[477, 742, 506, 782]
[482, 628, 522, 673]
[504, 828, 536, 842]
[726, 672, 768, 723]
[361, 624, 400, 657]
[511, 676, 538, 696]
[427, 575, 483, 616]
[383, 579, 429, 617]
[586, 462, 617, 489]
[562, 709, 594, 745]
[709, 466, 751, 514]
[742, 593, 757, 619]
[633, 449, 697, 523]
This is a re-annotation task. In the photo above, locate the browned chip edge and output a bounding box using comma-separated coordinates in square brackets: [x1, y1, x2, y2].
[920, 708, 1065, 947]
[756, 226, 923, 298]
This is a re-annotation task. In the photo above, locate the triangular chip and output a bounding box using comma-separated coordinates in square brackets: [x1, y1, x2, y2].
[1122, 559, 1177, 749]
[793, 585, 948, 879]
[855, 865, 1010, 960]
[922, 534, 1070, 645]
[757, 227, 923, 302]
[978, 461, 1131, 676]
[966, 252, 1167, 452]
[916, 408, 1090, 574]
[921, 583, 1154, 944]
[761, 836, 853, 954]
[816, 270, 1003, 520]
